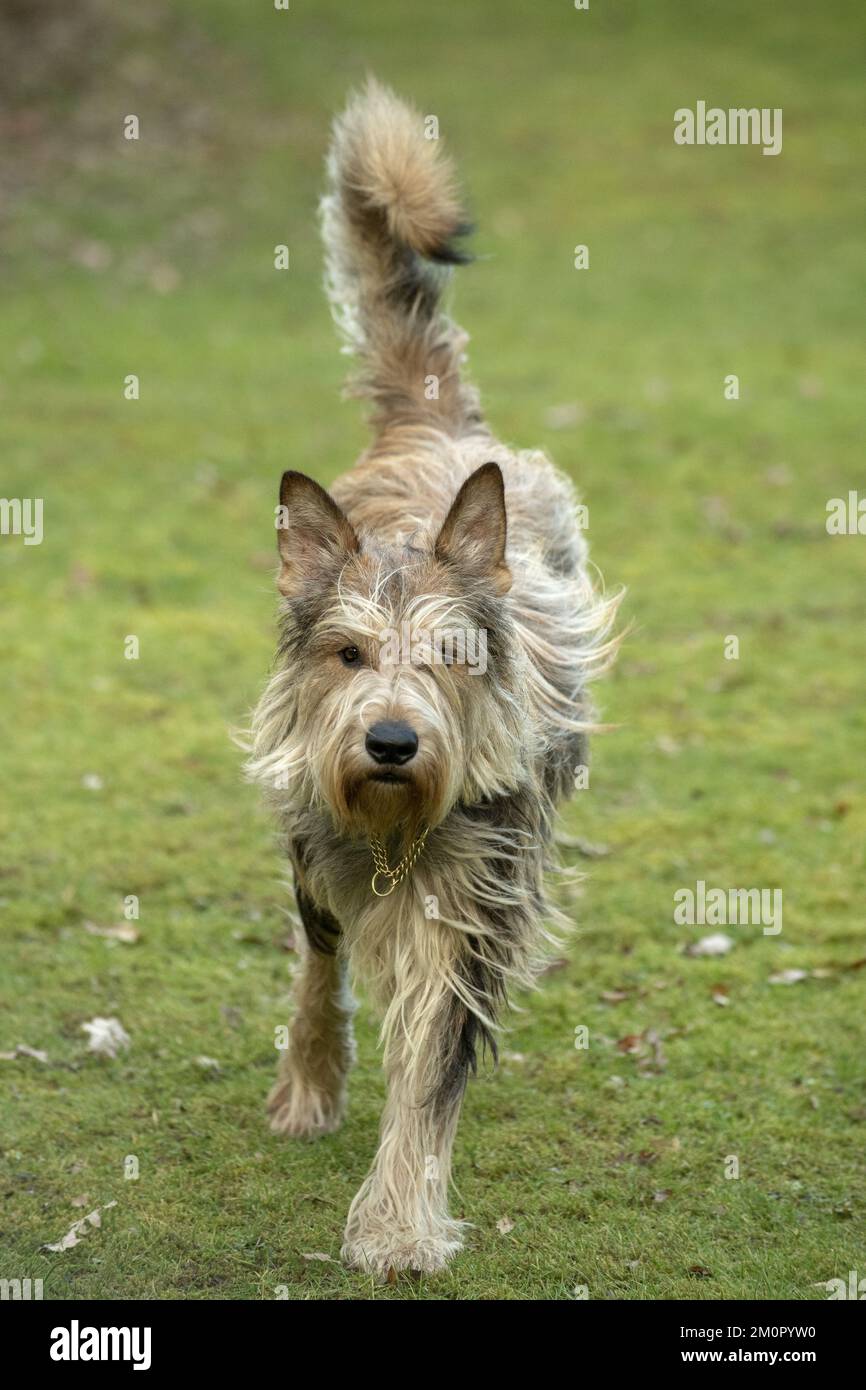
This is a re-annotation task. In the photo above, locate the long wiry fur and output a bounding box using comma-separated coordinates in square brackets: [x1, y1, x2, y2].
[246, 78, 622, 1276]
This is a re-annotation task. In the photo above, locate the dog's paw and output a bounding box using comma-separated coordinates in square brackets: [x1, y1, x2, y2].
[341, 1226, 464, 1277]
[266, 1075, 344, 1138]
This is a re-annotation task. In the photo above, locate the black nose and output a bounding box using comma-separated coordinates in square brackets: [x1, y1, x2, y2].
[365, 720, 419, 766]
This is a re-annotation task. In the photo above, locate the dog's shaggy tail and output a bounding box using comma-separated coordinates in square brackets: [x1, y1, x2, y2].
[321, 78, 482, 435]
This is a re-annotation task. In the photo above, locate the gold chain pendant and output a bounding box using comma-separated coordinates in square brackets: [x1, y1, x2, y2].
[369, 826, 429, 897]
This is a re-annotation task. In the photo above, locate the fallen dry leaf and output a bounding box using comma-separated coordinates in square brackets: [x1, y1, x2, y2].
[84, 921, 140, 944]
[616, 1035, 643, 1054]
[809, 959, 866, 979]
[684, 933, 735, 958]
[301, 1251, 333, 1263]
[42, 1201, 117, 1253]
[496, 1216, 515, 1235]
[0, 1043, 49, 1063]
[768, 969, 808, 986]
[600, 989, 630, 1004]
[81, 1017, 130, 1058]
[642, 1028, 667, 1072]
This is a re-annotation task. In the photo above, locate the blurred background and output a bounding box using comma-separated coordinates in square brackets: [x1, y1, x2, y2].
[1, 1, 864, 1300]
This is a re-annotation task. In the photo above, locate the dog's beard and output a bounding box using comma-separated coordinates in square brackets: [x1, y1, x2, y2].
[318, 744, 454, 839]
[348, 770, 429, 837]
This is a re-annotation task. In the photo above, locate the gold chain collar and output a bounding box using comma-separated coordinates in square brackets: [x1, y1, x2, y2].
[369, 826, 429, 897]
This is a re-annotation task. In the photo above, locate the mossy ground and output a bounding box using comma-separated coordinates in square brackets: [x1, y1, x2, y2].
[1, 0, 863, 1299]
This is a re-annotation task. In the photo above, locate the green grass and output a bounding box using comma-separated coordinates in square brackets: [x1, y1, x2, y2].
[1, 0, 864, 1300]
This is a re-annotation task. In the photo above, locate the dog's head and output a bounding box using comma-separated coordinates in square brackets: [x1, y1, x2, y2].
[251, 462, 530, 838]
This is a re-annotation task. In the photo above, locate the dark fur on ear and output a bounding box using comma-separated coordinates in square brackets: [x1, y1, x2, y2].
[435, 461, 511, 595]
[276, 471, 359, 597]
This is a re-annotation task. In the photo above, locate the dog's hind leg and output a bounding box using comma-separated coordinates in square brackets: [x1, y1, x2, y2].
[267, 889, 355, 1137]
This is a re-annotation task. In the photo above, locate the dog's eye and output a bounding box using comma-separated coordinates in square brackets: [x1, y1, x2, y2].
[339, 646, 361, 666]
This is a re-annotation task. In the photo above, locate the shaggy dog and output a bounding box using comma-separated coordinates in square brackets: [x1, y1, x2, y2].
[247, 79, 619, 1275]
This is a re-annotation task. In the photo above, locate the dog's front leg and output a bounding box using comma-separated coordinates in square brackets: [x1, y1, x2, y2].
[341, 955, 470, 1276]
[267, 888, 355, 1137]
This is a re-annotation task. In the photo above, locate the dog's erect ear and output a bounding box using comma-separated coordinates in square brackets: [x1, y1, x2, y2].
[276, 471, 359, 596]
[435, 461, 511, 595]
